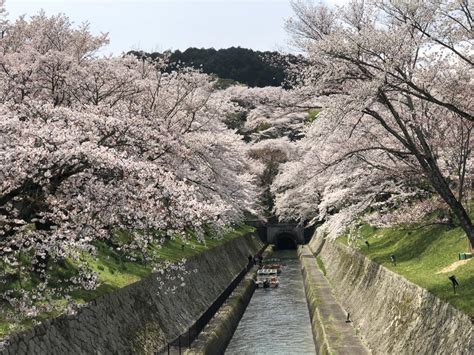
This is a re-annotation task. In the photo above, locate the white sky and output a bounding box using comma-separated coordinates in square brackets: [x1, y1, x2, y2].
[7, 0, 347, 55]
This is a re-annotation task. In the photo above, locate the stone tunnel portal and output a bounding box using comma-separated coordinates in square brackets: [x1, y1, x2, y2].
[266, 223, 305, 246]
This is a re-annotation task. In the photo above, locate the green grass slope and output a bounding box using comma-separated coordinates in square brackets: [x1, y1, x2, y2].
[339, 224, 473, 316]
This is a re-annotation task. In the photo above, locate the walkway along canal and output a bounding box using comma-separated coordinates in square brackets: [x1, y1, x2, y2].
[225, 250, 316, 355]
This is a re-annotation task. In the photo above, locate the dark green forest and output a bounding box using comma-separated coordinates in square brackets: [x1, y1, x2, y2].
[129, 47, 299, 87]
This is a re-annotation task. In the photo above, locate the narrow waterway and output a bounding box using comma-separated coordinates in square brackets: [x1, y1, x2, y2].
[225, 250, 316, 355]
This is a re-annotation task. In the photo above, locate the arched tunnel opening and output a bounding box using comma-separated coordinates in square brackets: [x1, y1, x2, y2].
[275, 233, 297, 250]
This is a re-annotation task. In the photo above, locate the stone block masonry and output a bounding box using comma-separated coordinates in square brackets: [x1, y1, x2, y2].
[184, 271, 256, 355]
[309, 233, 473, 355]
[299, 246, 369, 355]
[1, 234, 263, 355]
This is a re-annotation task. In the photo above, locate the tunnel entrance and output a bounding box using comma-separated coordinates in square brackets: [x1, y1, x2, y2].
[275, 233, 297, 250]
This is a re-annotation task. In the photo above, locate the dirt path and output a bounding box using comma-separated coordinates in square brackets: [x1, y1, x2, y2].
[436, 259, 472, 274]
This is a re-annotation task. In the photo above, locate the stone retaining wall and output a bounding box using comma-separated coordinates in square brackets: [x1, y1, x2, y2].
[184, 272, 256, 355]
[309, 233, 473, 355]
[1, 234, 262, 355]
[299, 246, 369, 355]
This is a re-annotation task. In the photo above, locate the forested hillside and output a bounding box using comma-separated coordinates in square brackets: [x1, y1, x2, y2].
[129, 47, 299, 87]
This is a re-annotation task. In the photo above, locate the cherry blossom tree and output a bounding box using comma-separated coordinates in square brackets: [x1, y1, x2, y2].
[276, 0, 473, 248]
[272, 103, 459, 238]
[0, 8, 259, 313]
[223, 85, 320, 218]
[225, 85, 319, 141]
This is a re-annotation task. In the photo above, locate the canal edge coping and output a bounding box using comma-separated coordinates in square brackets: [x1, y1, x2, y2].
[298, 245, 370, 355]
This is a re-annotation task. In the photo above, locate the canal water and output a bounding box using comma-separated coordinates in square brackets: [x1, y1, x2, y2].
[225, 250, 316, 355]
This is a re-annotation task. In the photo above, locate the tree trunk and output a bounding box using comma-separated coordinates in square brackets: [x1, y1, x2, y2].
[442, 193, 474, 252]
[418, 154, 474, 251]
[405, 125, 474, 252]
[432, 183, 474, 251]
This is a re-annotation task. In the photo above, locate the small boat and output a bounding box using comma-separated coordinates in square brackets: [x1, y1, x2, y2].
[261, 258, 284, 274]
[255, 269, 279, 288]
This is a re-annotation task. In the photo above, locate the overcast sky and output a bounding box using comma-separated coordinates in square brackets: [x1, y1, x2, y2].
[8, 0, 347, 55]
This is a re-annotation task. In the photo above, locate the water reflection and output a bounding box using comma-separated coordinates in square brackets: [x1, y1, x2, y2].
[225, 250, 316, 355]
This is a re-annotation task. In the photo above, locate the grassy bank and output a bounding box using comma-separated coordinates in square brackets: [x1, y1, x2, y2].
[0, 224, 255, 339]
[338, 224, 473, 316]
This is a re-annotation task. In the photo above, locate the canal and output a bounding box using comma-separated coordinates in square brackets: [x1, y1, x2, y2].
[225, 250, 316, 355]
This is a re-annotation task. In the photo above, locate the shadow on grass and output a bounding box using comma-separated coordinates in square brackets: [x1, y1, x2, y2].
[366, 225, 450, 265]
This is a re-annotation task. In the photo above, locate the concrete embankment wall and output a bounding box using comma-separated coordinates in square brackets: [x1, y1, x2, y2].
[1, 234, 263, 355]
[309, 233, 473, 355]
